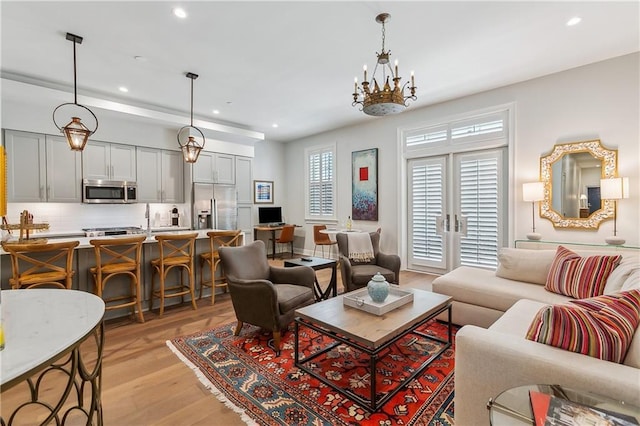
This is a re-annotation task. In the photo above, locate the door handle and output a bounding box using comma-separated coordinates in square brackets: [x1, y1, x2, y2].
[445, 214, 450, 232]
[454, 214, 459, 232]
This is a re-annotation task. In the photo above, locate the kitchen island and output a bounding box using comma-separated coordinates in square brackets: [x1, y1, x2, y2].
[0, 228, 246, 320]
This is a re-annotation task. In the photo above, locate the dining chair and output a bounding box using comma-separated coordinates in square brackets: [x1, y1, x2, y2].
[2, 240, 79, 289]
[149, 233, 198, 317]
[313, 224, 337, 258]
[274, 225, 295, 258]
[199, 230, 244, 305]
[89, 235, 146, 323]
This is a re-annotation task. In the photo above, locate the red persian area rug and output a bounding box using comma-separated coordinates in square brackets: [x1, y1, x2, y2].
[167, 320, 458, 426]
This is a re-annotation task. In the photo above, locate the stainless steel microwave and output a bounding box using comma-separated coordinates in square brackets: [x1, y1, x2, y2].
[82, 179, 137, 204]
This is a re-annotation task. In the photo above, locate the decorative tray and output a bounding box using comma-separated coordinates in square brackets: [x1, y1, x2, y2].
[343, 285, 414, 316]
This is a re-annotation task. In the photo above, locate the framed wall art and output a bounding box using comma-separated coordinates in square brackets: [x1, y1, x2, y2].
[352, 148, 378, 221]
[253, 180, 274, 204]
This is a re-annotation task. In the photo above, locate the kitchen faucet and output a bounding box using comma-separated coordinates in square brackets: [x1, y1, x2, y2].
[145, 203, 151, 236]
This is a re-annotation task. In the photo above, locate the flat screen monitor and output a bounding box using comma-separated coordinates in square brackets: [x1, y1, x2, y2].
[258, 207, 282, 224]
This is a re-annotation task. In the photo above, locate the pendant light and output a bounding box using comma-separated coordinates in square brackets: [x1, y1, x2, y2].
[52, 33, 98, 151]
[177, 72, 205, 163]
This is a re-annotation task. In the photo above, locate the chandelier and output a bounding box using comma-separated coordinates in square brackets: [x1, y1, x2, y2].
[352, 13, 417, 116]
[177, 72, 205, 163]
[52, 33, 99, 151]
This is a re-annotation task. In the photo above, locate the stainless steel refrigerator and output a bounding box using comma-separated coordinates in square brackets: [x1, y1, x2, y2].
[193, 183, 237, 230]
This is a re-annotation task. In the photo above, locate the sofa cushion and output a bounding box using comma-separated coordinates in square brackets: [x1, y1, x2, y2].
[604, 253, 640, 294]
[545, 246, 621, 299]
[525, 290, 640, 364]
[432, 267, 571, 312]
[495, 248, 556, 285]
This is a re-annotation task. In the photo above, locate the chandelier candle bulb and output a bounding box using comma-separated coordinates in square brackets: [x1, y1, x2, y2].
[395, 60, 399, 78]
[363, 65, 367, 82]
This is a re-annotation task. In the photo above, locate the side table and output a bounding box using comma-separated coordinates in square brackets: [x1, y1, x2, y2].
[487, 384, 640, 425]
[284, 256, 337, 300]
[1, 289, 106, 425]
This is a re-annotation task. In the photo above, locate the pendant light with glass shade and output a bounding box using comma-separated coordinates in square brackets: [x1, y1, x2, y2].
[177, 72, 205, 163]
[52, 33, 99, 151]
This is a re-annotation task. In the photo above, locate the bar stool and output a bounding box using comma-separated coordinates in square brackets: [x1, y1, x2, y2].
[1, 240, 79, 289]
[149, 233, 198, 317]
[199, 230, 243, 305]
[89, 235, 146, 323]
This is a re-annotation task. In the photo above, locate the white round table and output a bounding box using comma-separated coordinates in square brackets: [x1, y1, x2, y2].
[1, 289, 106, 424]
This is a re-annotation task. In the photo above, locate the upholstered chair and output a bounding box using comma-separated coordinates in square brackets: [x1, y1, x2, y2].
[218, 240, 316, 355]
[336, 231, 401, 293]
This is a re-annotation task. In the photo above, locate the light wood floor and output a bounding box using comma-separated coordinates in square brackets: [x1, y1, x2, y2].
[2, 260, 436, 425]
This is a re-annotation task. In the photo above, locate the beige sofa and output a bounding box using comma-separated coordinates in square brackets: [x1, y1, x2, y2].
[432, 247, 640, 425]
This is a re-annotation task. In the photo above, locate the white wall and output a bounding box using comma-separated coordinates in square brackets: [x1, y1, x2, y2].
[282, 53, 640, 256]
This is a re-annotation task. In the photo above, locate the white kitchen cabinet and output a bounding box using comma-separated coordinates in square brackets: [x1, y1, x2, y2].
[4, 130, 82, 202]
[192, 152, 235, 184]
[235, 156, 253, 204]
[192, 151, 215, 183]
[214, 153, 235, 184]
[161, 150, 184, 203]
[136, 147, 183, 203]
[83, 140, 136, 181]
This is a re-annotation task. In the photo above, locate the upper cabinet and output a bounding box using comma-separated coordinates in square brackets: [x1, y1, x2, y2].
[235, 156, 253, 204]
[136, 147, 184, 203]
[83, 141, 136, 181]
[192, 152, 235, 184]
[4, 130, 82, 202]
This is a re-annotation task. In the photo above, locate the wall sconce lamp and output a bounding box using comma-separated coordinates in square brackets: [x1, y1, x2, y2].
[52, 33, 99, 151]
[523, 182, 545, 240]
[600, 177, 629, 245]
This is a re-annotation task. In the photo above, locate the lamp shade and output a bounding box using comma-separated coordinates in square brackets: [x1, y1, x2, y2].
[523, 182, 545, 202]
[600, 177, 629, 200]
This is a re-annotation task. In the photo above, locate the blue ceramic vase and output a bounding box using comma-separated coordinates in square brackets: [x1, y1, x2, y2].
[367, 272, 390, 303]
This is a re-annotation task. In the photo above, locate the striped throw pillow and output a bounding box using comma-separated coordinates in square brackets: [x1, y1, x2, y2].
[545, 246, 622, 298]
[526, 290, 640, 363]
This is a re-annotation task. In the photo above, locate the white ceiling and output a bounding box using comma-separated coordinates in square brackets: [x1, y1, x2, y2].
[1, 1, 638, 143]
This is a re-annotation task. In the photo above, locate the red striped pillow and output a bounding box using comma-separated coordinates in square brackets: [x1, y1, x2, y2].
[526, 290, 640, 363]
[545, 246, 622, 298]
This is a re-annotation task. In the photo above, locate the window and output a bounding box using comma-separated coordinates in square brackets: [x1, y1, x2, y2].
[306, 144, 335, 220]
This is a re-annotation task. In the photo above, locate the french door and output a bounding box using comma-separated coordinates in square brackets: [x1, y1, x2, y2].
[408, 148, 506, 274]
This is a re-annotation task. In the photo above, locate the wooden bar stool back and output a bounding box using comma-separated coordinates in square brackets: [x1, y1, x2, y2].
[1, 240, 79, 289]
[150, 233, 198, 317]
[199, 230, 243, 305]
[89, 235, 146, 323]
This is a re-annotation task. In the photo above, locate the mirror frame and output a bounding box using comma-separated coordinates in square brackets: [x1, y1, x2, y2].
[540, 139, 617, 229]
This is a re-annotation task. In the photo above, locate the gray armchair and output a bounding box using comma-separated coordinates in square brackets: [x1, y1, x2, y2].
[218, 240, 315, 355]
[336, 231, 401, 293]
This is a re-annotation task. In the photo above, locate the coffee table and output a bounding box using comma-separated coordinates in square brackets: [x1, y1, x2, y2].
[294, 288, 452, 411]
[284, 256, 337, 300]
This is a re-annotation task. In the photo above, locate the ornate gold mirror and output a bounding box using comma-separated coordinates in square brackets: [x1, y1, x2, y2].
[540, 139, 617, 229]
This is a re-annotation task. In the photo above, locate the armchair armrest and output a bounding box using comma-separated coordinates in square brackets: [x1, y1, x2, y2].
[269, 265, 315, 289]
[376, 252, 401, 283]
[339, 255, 354, 292]
[454, 325, 640, 426]
[226, 277, 280, 328]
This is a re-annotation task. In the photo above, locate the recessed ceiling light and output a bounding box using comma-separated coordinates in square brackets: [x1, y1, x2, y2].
[212, 110, 220, 115]
[272, 123, 279, 128]
[134, 55, 147, 62]
[173, 7, 187, 18]
[119, 86, 129, 93]
[566, 17, 581, 26]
